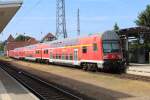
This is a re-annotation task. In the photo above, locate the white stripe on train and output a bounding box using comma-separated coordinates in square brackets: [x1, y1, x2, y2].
[23, 57, 104, 69]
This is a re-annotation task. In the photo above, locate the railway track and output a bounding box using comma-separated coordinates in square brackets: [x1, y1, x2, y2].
[95, 71, 150, 82]
[117, 73, 150, 82]
[0, 61, 85, 100]
[0, 60, 150, 100]
[2, 59, 150, 83]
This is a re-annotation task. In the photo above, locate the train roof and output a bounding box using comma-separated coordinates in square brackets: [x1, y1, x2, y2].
[13, 30, 119, 50]
[44, 30, 119, 44]
[102, 31, 119, 41]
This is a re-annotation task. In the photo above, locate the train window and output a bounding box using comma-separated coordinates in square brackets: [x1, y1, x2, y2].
[66, 54, 68, 60]
[82, 46, 87, 53]
[44, 50, 48, 54]
[62, 54, 65, 60]
[53, 55, 55, 59]
[50, 52, 53, 59]
[93, 43, 98, 51]
[56, 55, 57, 59]
[59, 55, 61, 59]
[36, 50, 40, 54]
[69, 54, 73, 60]
[103, 41, 120, 53]
[56, 54, 58, 59]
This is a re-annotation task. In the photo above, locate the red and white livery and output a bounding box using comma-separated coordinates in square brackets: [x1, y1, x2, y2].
[8, 31, 126, 73]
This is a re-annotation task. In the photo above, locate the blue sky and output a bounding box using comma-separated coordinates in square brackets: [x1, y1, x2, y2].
[0, 0, 150, 41]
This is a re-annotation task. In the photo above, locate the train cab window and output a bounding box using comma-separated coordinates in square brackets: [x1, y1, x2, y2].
[93, 43, 98, 51]
[82, 46, 87, 53]
[103, 41, 120, 53]
[44, 50, 48, 54]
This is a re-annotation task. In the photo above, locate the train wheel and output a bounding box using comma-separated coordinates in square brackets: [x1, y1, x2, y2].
[92, 64, 98, 72]
[87, 64, 92, 71]
[45, 59, 49, 64]
[82, 63, 88, 71]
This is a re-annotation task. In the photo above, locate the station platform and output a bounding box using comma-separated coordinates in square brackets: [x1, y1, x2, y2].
[0, 68, 39, 100]
[127, 63, 150, 77]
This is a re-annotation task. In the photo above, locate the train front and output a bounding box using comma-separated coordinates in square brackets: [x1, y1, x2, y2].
[102, 31, 126, 73]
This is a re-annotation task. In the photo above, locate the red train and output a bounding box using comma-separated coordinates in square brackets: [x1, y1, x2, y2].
[8, 31, 126, 73]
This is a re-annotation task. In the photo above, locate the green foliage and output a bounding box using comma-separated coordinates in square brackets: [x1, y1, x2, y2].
[0, 42, 4, 51]
[113, 22, 119, 33]
[129, 42, 150, 52]
[15, 35, 31, 41]
[135, 5, 150, 27]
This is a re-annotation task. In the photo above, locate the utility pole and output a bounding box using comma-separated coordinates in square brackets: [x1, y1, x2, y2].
[77, 8, 80, 36]
[56, 0, 67, 39]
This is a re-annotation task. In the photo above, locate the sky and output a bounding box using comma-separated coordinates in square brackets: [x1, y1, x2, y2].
[0, 0, 150, 41]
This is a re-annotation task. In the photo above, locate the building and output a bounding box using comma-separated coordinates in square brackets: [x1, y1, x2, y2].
[41, 33, 56, 42]
[5, 35, 39, 55]
[0, 1, 22, 55]
[119, 26, 150, 64]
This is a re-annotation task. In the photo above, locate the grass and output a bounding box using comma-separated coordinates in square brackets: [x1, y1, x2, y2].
[0, 56, 12, 61]
[1, 58, 149, 97]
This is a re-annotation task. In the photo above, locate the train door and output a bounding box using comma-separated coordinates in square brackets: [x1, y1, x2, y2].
[49, 51, 53, 62]
[74, 49, 78, 65]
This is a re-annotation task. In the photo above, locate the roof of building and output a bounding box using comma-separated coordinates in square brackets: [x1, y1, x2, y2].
[42, 33, 56, 39]
[5, 34, 39, 51]
[119, 26, 150, 37]
[7, 34, 15, 42]
[0, 1, 22, 33]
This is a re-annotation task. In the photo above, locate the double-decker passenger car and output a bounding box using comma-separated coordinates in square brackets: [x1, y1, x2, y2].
[8, 31, 126, 73]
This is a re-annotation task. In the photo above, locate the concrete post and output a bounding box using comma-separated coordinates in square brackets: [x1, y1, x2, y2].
[125, 36, 129, 65]
[149, 52, 150, 64]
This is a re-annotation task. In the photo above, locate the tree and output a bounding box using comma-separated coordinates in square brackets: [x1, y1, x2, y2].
[15, 35, 31, 41]
[113, 22, 119, 33]
[0, 42, 4, 51]
[135, 5, 150, 27]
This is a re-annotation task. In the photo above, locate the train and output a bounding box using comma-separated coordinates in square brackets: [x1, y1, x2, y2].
[8, 31, 126, 73]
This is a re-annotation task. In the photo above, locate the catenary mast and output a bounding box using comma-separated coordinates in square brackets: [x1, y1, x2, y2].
[77, 8, 80, 36]
[56, 0, 67, 39]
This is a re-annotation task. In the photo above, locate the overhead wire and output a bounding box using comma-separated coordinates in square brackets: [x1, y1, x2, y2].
[9, 0, 43, 38]
[13, 0, 43, 27]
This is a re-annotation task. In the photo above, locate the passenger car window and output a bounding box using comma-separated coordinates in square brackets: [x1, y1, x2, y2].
[93, 43, 98, 51]
[44, 50, 48, 54]
[66, 54, 68, 60]
[36, 50, 40, 54]
[70, 54, 73, 60]
[82, 46, 87, 53]
[62, 53, 65, 60]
